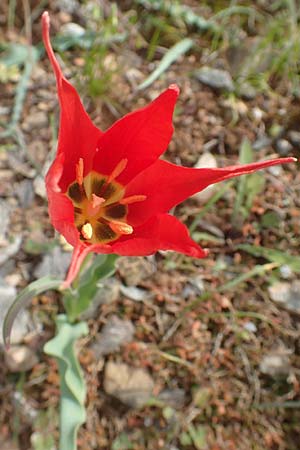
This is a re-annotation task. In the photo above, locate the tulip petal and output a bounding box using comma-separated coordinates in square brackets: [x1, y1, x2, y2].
[108, 214, 207, 258]
[126, 157, 296, 226]
[46, 157, 79, 246]
[93, 85, 179, 184]
[42, 12, 102, 190]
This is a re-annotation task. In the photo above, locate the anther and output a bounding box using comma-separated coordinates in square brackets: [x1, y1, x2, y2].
[81, 222, 93, 240]
[108, 220, 133, 235]
[76, 158, 84, 186]
[120, 195, 147, 205]
[107, 158, 128, 183]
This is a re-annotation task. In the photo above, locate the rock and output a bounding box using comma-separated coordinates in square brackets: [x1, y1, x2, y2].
[243, 321, 257, 333]
[22, 111, 48, 131]
[252, 136, 272, 151]
[275, 139, 293, 156]
[4, 345, 38, 372]
[192, 153, 217, 204]
[268, 280, 300, 314]
[0, 281, 35, 346]
[120, 285, 151, 302]
[60, 22, 85, 37]
[287, 130, 300, 147]
[103, 362, 154, 408]
[116, 257, 156, 286]
[0, 236, 22, 266]
[194, 67, 234, 92]
[182, 275, 205, 299]
[33, 175, 47, 199]
[80, 278, 121, 320]
[238, 82, 257, 100]
[259, 352, 291, 378]
[34, 246, 72, 279]
[0, 200, 11, 242]
[92, 315, 135, 357]
[158, 388, 186, 408]
[15, 179, 34, 207]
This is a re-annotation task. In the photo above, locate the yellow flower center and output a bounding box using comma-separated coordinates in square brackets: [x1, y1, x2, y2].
[67, 158, 145, 244]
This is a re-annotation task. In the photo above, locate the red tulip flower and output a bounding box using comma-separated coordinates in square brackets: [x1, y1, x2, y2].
[42, 12, 296, 289]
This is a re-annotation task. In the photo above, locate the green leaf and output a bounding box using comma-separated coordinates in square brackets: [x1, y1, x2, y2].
[137, 38, 193, 90]
[237, 244, 300, 273]
[188, 424, 207, 450]
[2, 276, 63, 348]
[44, 315, 88, 450]
[63, 254, 118, 322]
[112, 433, 134, 450]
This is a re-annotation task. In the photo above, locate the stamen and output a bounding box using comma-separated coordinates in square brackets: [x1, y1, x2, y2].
[81, 222, 93, 240]
[107, 158, 128, 183]
[108, 220, 133, 235]
[76, 158, 84, 186]
[120, 195, 147, 205]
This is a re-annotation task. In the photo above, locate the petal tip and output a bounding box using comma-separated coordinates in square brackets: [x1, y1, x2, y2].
[168, 84, 180, 95]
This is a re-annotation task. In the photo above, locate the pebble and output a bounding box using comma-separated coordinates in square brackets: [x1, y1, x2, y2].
[116, 257, 156, 286]
[103, 361, 154, 408]
[268, 280, 300, 314]
[33, 246, 72, 279]
[275, 139, 293, 156]
[192, 152, 217, 204]
[259, 352, 291, 378]
[92, 315, 135, 357]
[287, 130, 300, 147]
[120, 285, 151, 302]
[4, 345, 38, 372]
[194, 67, 234, 92]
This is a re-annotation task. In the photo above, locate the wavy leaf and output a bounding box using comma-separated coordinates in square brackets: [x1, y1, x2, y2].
[44, 315, 88, 450]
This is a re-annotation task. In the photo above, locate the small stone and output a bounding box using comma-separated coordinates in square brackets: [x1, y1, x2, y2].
[0, 236, 22, 266]
[22, 111, 48, 131]
[34, 246, 72, 279]
[238, 82, 257, 100]
[275, 139, 293, 156]
[15, 179, 34, 207]
[0, 200, 11, 242]
[92, 315, 135, 357]
[104, 362, 154, 408]
[116, 257, 156, 286]
[287, 130, 300, 147]
[192, 153, 217, 204]
[252, 136, 272, 151]
[194, 67, 234, 92]
[120, 285, 150, 302]
[33, 175, 46, 199]
[60, 22, 85, 37]
[268, 281, 300, 314]
[279, 265, 293, 279]
[243, 321, 257, 333]
[259, 352, 291, 378]
[158, 388, 186, 408]
[4, 345, 38, 372]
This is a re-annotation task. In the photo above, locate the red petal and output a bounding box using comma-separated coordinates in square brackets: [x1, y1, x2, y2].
[126, 157, 296, 226]
[42, 12, 102, 190]
[46, 156, 79, 246]
[93, 85, 179, 184]
[108, 214, 208, 258]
